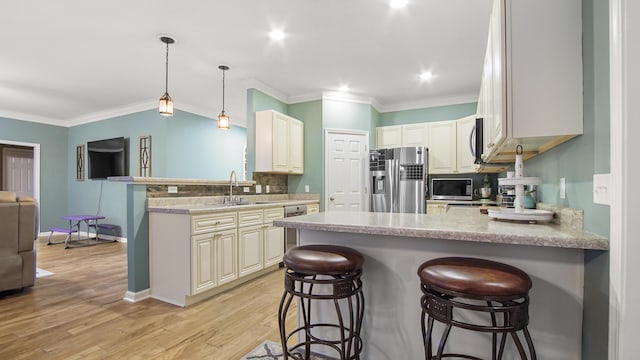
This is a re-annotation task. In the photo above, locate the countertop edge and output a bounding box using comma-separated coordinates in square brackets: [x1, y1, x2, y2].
[148, 199, 319, 214]
[273, 215, 609, 251]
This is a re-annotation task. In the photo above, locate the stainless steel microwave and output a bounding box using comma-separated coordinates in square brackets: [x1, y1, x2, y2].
[430, 178, 473, 200]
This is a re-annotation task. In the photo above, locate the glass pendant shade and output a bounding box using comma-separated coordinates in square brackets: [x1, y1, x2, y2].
[218, 111, 230, 130]
[159, 92, 173, 116]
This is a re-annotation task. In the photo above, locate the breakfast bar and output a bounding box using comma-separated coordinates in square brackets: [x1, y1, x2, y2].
[274, 207, 608, 359]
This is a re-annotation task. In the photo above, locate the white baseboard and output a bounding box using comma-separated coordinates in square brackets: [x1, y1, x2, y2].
[123, 289, 151, 303]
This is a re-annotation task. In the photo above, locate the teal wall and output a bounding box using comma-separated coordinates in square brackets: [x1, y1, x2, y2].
[67, 109, 246, 235]
[0, 117, 68, 231]
[288, 100, 323, 196]
[378, 102, 478, 126]
[323, 99, 373, 132]
[246, 89, 288, 178]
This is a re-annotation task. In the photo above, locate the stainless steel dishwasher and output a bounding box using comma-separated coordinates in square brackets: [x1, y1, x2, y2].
[284, 204, 307, 253]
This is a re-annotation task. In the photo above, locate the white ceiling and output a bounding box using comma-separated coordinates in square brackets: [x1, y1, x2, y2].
[0, 0, 492, 128]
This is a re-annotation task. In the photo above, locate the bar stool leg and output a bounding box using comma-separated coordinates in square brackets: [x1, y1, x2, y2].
[278, 289, 294, 359]
[436, 323, 452, 359]
[523, 327, 537, 360]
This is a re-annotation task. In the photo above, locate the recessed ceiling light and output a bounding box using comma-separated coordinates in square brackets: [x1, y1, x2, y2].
[269, 30, 286, 40]
[419, 72, 433, 81]
[338, 85, 350, 92]
[390, 0, 408, 8]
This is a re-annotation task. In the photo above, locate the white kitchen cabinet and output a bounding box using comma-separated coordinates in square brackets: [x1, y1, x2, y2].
[238, 224, 264, 277]
[262, 207, 285, 268]
[376, 125, 403, 148]
[401, 123, 429, 147]
[376, 124, 428, 148]
[428, 120, 457, 174]
[255, 110, 304, 174]
[191, 228, 237, 294]
[480, 0, 582, 163]
[238, 210, 265, 277]
[238, 207, 285, 276]
[216, 229, 238, 285]
[191, 232, 217, 294]
[149, 204, 286, 307]
[456, 116, 477, 173]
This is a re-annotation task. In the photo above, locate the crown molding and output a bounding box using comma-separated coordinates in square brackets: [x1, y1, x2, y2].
[376, 92, 478, 113]
[0, 110, 67, 127]
[65, 100, 157, 127]
[242, 78, 290, 104]
[288, 92, 322, 105]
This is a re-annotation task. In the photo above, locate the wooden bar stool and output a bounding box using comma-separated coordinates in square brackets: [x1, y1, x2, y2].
[278, 245, 365, 360]
[418, 257, 536, 360]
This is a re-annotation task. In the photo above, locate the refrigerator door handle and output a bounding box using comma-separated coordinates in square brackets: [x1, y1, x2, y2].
[469, 124, 476, 157]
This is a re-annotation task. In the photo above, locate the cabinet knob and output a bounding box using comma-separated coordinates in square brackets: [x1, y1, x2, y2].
[329, 197, 335, 201]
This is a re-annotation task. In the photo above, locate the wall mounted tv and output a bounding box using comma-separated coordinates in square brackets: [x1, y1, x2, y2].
[87, 137, 128, 180]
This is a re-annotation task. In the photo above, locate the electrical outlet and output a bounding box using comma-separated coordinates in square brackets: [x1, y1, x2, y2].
[265, 185, 270, 193]
[593, 173, 611, 205]
[255, 184, 262, 194]
[243, 187, 250, 193]
[559, 177, 566, 199]
[168, 186, 178, 194]
[305, 185, 310, 193]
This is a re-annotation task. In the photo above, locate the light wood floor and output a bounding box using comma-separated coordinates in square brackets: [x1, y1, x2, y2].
[0, 235, 295, 359]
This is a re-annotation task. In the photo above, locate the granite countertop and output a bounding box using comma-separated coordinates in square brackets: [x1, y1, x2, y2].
[147, 199, 319, 215]
[273, 207, 608, 250]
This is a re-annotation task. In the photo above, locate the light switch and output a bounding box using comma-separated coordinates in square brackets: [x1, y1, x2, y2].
[559, 178, 566, 199]
[305, 185, 310, 193]
[168, 186, 178, 194]
[255, 184, 262, 194]
[593, 173, 611, 205]
[265, 185, 270, 193]
[243, 187, 250, 193]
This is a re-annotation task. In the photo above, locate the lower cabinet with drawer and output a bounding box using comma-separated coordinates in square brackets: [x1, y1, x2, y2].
[149, 205, 284, 307]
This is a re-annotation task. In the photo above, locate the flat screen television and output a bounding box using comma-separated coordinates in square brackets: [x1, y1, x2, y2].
[87, 137, 128, 179]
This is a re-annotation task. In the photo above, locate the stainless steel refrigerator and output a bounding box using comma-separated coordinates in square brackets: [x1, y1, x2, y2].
[369, 146, 428, 213]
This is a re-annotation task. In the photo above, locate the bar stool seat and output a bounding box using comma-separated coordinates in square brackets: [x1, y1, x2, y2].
[279, 245, 365, 360]
[418, 257, 536, 360]
[283, 244, 364, 275]
[418, 257, 532, 298]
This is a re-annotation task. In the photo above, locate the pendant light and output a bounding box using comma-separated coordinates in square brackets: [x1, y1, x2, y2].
[158, 36, 175, 116]
[218, 65, 230, 130]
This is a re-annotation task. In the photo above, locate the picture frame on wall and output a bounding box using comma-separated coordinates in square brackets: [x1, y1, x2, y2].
[76, 144, 84, 181]
[139, 135, 151, 177]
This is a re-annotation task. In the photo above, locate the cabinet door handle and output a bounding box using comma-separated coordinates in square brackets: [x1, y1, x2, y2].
[488, 142, 495, 148]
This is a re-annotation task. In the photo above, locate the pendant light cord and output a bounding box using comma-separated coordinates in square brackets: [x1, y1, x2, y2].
[222, 68, 225, 112]
[165, 42, 169, 94]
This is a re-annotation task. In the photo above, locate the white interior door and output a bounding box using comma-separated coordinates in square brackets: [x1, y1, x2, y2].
[2, 147, 34, 197]
[325, 129, 368, 211]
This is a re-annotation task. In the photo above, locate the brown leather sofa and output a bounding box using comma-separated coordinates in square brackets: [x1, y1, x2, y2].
[0, 191, 37, 292]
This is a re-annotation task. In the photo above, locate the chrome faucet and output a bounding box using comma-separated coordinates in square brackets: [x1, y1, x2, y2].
[227, 170, 238, 204]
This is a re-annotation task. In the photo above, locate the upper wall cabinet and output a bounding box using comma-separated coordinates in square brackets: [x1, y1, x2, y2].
[375, 116, 477, 174]
[255, 110, 304, 174]
[479, 0, 583, 163]
[376, 125, 404, 149]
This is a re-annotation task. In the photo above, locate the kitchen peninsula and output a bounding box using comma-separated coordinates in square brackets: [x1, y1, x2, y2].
[274, 207, 607, 359]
